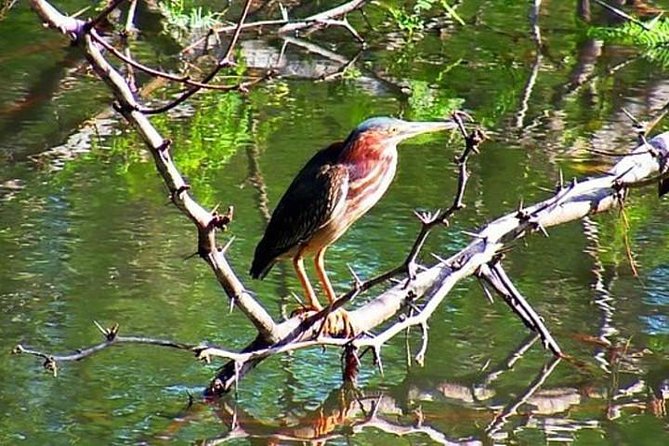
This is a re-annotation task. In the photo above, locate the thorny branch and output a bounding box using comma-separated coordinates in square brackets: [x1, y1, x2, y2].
[28, 0, 278, 341]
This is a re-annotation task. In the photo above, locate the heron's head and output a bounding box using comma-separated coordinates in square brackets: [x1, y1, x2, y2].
[348, 117, 456, 148]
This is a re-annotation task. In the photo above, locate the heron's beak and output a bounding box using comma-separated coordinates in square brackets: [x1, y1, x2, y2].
[395, 120, 458, 143]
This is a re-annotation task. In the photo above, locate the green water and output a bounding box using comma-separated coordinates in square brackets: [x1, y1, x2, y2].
[1, 0, 669, 444]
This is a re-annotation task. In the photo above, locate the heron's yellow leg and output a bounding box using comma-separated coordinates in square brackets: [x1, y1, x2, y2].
[293, 254, 322, 311]
[315, 247, 354, 338]
[315, 247, 337, 303]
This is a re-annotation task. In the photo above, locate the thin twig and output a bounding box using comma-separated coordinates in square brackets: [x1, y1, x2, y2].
[90, 30, 268, 91]
[137, 0, 255, 114]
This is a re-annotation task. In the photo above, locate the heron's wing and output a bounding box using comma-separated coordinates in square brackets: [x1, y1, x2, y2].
[250, 144, 349, 278]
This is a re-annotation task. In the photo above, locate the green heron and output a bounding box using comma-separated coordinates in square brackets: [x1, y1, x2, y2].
[250, 117, 456, 336]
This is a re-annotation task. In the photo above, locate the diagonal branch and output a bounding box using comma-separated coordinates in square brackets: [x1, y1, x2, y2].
[478, 261, 562, 356]
[28, 0, 277, 340]
[207, 131, 669, 394]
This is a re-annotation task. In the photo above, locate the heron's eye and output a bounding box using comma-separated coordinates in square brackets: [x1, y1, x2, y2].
[390, 126, 399, 133]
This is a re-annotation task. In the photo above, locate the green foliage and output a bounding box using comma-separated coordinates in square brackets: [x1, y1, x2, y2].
[589, 16, 669, 69]
[406, 79, 464, 120]
[159, 0, 223, 34]
[386, 0, 464, 37]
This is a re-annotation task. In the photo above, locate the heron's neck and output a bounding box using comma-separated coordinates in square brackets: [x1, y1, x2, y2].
[341, 135, 398, 180]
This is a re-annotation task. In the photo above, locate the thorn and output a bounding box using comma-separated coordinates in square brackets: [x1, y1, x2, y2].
[93, 320, 106, 336]
[108, 323, 119, 340]
[477, 277, 495, 304]
[413, 210, 428, 224]
[515, 199, 529, 220]
[229, 294, 235, 314]
[183, 251, 199, 261]
[210, 206, 234, 231]
[621, 107, 644, 132]
[461, 230, 485, 239]
[430, 253, 448, 263]
[347, 264, 362, 287]
[534, 220, 549, 238]
[452, 110, 474, 122]
[172, 184, 191, 202]
[220, 236, 236, 254]
[406, 301, 421, 313]
[290, 292, 305, 308]
[211, 202, 221, 215]
[157, 138, 172, 153]
[373, 346, 384, 377]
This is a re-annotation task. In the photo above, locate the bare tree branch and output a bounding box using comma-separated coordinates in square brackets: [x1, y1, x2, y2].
[183, 0, 368, 54]
[137, 0, 255, 114]
[90, 30, 270, 92]
[28, 0, 278, 340]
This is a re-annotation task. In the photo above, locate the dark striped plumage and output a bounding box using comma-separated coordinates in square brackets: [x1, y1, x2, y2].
[250, 142, 349, 278]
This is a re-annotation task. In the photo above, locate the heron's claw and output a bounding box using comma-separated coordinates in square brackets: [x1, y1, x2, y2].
[321, 308, 355, 339]
[291, 306, 355, 338]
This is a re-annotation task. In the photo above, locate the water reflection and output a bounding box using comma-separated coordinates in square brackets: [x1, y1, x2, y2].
[149, 333, 667, 444]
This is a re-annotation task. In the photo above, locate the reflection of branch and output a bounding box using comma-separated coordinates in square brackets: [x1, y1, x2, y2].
[184, 0, 368, 54]
[245, 144, 271, 223]
[319, 49, 362, 82]
[485, 356, 562, 437]
[592, 0, 650, 30]
[281, 36, 409, 96]
[515, 0, 542, 129]
[91, 31, 268, 92]
[581, 216, 617, 373]
[203, 387, 473, 445]
[481, 334, 540, 388]
[245, 140, 292, 317]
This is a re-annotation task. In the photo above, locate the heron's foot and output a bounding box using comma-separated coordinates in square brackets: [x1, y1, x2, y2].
[291, 306, 355, 338]
[321, 308, 355, 339]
